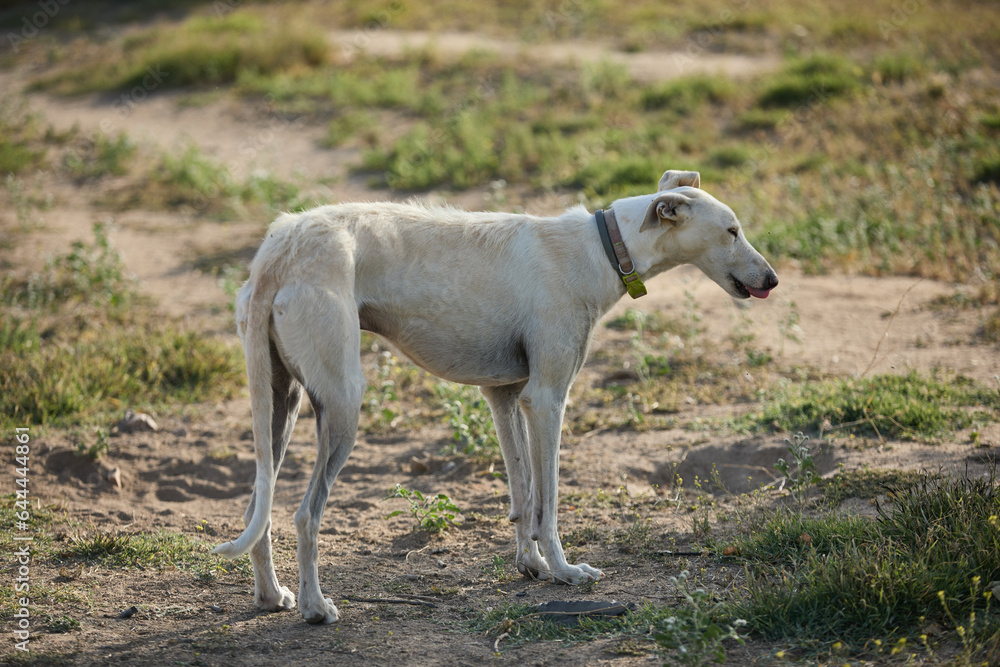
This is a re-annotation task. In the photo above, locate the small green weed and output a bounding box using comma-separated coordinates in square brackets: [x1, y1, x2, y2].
[6, 222, 133, 310]
[656, 570, 746, 667]
[384, 484, 462, 534]
[75, 427, 110, 460]
[773, 432, 820, 505]
[481, 554, 513, 583]
[46, 616, 81, 633]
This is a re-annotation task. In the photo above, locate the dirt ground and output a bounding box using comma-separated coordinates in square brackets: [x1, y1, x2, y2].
[3, 28, 1000, 667]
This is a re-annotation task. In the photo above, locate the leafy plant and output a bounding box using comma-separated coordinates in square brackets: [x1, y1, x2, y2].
[76, 427, 111, 460]
[774, 432, 820, 504]
[655, 570, 746, 666]
[384, 484, 462, 534]
[12, 222, 134, 310]
[481, 554, 512, 583]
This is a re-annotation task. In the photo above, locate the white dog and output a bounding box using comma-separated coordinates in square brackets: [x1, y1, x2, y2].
[214, 170, 777, 624]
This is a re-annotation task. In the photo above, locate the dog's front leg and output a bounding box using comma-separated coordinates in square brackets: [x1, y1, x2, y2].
[519, 381, 603, 584]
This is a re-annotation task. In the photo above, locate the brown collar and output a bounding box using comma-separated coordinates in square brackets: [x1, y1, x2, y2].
[595, 208, 647, 299]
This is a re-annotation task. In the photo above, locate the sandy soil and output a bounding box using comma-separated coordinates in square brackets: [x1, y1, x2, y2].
[2, 27, 998, 667]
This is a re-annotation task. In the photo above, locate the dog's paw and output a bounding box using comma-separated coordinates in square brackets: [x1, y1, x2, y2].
[517, 551, 551, 581]
[256, 586, 296, 612]
[549, 563, 604, 585]
[517, 560, 546, 580]
[301, 596, 340, 625]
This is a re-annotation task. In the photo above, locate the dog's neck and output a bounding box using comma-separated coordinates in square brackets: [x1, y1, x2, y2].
[595, 208, 646, 299]
[607, 196, 684, 281]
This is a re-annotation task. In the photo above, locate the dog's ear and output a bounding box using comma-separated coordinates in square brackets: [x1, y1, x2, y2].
[641, 192, 692, 232]
[658, 170, 701, 191]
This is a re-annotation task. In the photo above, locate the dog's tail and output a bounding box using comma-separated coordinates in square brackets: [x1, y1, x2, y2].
[213, 255, 282, 559]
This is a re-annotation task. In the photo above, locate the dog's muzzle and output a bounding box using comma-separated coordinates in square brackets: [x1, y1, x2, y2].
[730, 271, 778, 299]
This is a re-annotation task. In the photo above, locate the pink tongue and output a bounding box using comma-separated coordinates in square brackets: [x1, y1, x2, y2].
[746, 286, 771, 299]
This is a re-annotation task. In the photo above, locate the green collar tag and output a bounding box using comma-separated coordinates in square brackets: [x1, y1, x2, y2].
[622, 272, 647, 299]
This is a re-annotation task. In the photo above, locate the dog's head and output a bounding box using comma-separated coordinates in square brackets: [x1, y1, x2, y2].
[626, 170, 778, 300]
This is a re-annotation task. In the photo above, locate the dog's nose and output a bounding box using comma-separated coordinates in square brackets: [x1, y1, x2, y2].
[764, 272, 778, 290]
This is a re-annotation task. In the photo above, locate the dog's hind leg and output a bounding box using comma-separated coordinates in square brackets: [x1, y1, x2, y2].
[273, 285, 364, 625]
[243, 340, 302, 612]
[481, 383, 550, 579]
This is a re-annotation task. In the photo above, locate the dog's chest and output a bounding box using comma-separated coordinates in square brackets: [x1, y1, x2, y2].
[359, 302, 529, 386]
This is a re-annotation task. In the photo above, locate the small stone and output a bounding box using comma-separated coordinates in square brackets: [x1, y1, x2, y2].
[116, 410, 158, 434]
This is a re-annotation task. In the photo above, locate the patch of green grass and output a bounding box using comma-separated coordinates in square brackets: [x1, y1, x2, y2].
[0, 494, 59, 556]
[46, 616, 81, 633]
[63, 132, 136, 179]
[34, 11, 329, 94]
[871, 53, 926, 85]
[0, 224, 245, 431]
[708, 145, 751, 170]
[736, 371, 999, 441]
[324, 110, 378, 148]
[0, 139, 46, 175]
[0, 100, 49, 175]
[0, 323, 245, 430]
[727, 508, 880, 566]
[103, 143, 302, 217]
[984, 309, 1000, 343]
[640, 75, 735, 114]
[756, 54, 863, 109]
[732, 471, 1000, 657]
[60, 530, 250, 579]
[974, 156, 1000, 185]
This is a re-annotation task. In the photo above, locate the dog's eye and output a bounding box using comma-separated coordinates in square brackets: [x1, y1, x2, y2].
[728, 228, 739, 239]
